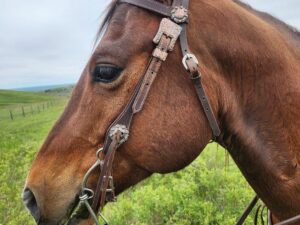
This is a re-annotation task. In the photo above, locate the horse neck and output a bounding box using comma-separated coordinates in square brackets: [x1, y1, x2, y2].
[191, 0, 300, 220]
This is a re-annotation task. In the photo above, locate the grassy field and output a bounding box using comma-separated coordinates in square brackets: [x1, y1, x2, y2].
[0, 90, 68, 225]
[0, 90, 258, 225]
[0, 90, 65, 121]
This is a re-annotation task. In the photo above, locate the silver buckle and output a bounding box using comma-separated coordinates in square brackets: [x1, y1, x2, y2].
[171, 6, 188, 23]
[153, 18, 182, 51]
[182, 53, 199, 71]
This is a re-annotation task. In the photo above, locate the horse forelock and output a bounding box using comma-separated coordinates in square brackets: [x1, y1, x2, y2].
[95, 0, 173, 46]
[94, 0, 118, 46]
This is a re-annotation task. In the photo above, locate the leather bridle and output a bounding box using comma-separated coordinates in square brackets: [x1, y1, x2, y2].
[73, 1, 220, 224]
[67, 0, 300, 225]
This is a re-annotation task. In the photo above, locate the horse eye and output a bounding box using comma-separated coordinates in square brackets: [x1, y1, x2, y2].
[92, 65, 123, 83]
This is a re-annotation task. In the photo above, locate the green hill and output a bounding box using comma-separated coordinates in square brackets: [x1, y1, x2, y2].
[44, 85, 74, 97]
[0, 89, 67, 121]
[0, 90, 55, 107]
[15, 84, 74, 92]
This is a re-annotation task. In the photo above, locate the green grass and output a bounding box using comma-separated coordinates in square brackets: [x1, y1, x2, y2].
[104, 146, 256, 225]
[0, 91, 259, 225]
[0, 100, 67, 225]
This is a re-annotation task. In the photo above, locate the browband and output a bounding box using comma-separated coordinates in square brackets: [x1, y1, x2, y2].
[119, 0, 172, 17]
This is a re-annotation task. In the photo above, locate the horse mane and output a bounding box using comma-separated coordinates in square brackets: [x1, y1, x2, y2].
[95, 0, 171, 45]
[234, 0, 300, 49]
[94, 0, 118, 45]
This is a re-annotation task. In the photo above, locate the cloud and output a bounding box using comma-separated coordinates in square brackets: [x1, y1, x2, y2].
[244, 0, 300, 27]
[0, 0, 108, 89]
[0, 0, 299, 89]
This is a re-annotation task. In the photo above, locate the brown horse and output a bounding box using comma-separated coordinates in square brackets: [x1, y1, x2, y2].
[23, 0, 300, 224]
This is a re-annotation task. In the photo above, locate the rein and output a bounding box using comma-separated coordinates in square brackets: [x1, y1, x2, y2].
[236, 195, 300, 225]
[70, 0, 300, 225]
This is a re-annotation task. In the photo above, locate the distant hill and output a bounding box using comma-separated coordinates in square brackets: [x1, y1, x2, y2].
[15, 84, 74, 92]
[0, 89, 55, 107]
[44, 85, 74, 97]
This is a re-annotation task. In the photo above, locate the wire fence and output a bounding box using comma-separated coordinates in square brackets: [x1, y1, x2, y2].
[0, 101, 61, 121]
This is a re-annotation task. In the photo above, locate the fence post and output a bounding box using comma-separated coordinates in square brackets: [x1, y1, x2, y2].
[37, 106, 40, 113]
[31, 105, 34, 114]
[42, 103, 45, 111]
[22, 106, 26, 117]
[9, 110, 14, 120]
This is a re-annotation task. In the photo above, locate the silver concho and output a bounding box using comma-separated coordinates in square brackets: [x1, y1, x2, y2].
[171, 6, 189, 23]
[109, 124, 129, 146]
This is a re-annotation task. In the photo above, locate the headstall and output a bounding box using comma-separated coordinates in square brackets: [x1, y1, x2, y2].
[64, 0, 289, 225]
[73, 0, 220, 224]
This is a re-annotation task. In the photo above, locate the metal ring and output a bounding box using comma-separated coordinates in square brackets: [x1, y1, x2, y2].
[80, 160, 101, 195]
[79, 194, 89, 201]
[96, 147, 104, 159]
[79, 188, 94, 201]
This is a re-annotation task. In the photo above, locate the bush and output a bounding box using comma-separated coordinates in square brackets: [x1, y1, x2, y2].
[104, 144, 256, 225]
[0, 100, 259, 224]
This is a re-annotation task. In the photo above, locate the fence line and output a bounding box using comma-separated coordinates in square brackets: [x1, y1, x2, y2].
[0, 100, 62, 121]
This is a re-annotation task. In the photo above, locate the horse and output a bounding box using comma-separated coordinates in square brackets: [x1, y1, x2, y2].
[23, 0, 300, 224]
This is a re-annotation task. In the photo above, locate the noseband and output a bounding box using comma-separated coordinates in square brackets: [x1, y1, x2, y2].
[67, 0, 294, 225]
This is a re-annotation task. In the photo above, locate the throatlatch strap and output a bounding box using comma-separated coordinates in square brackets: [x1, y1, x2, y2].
[179, 22, 221, 137]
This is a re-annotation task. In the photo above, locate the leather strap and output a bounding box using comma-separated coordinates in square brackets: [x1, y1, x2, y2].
[179, 21, 221, 138]
[119, 0, 172, 17]
[92, 31, 179, 211]
[268, 209, 273, 225]
[191, 76, 221, 137]
[98, 134, 119, 209]
[133, 36, 171, 113]
[172, 0, 181, 7]
[269, 212, 300, 225]
[172, 0, 189, 9]
[235, 195, 259, 225]
[237, 196, 300, 225]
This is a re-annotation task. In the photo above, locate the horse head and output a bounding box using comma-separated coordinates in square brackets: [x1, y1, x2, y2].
[23, 1, 219, 224]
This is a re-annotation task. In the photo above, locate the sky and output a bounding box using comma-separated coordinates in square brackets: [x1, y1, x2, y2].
[0, 0, 300, 89]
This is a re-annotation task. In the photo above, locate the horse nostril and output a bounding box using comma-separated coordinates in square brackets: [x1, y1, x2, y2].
[23, 188, 40, 222]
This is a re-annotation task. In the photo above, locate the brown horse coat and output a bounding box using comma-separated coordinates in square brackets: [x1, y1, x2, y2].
[24, 1, 300, 224]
